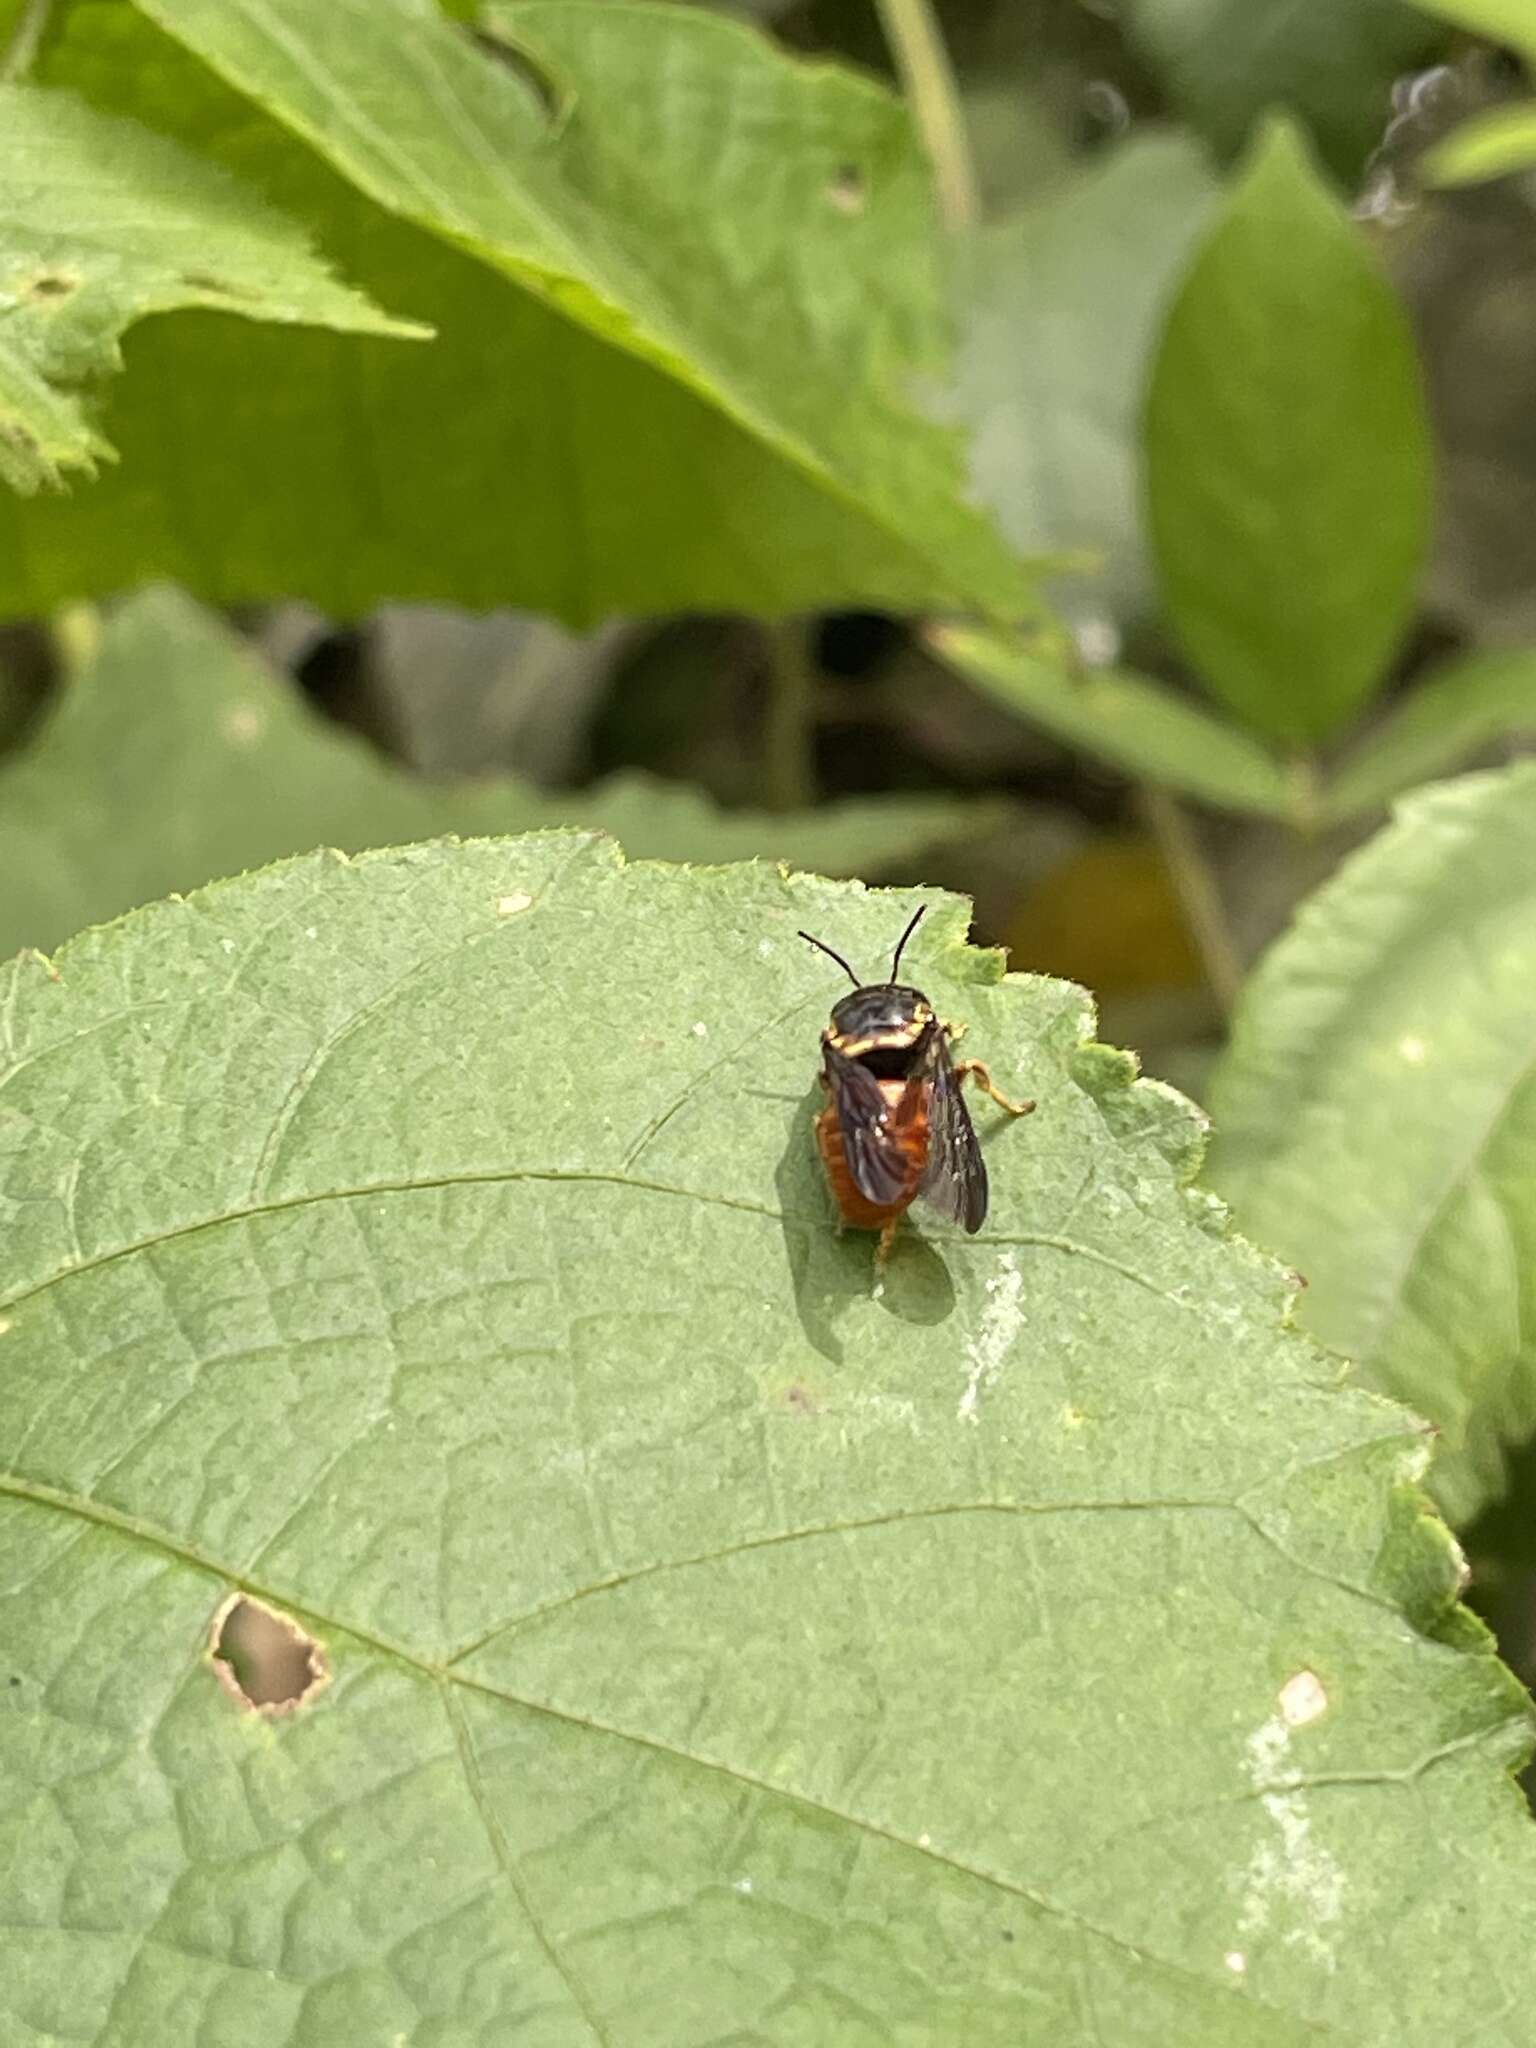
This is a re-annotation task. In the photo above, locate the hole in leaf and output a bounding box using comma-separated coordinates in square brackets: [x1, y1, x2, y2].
[209, 1593, 329, 1714]
[827, 163, 866, 214]
[22, 270, 76, 300]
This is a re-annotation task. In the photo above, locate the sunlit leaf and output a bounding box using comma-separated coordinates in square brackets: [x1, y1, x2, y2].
[1, 838, 1533, 2042]
[1210, 758, 1536, 1523]
[0, 82, 419, 492]
[2, 0, 1036, 620]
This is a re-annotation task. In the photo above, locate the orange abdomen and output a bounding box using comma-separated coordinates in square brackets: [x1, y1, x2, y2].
[815, 1078, 930, 1229]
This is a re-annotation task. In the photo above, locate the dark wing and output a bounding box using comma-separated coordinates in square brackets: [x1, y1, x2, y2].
[918, 1035, 988, 1232]
[823, 1039, 912, 1207]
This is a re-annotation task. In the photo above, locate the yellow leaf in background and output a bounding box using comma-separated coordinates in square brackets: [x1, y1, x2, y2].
[1007, 834, 1202, 995]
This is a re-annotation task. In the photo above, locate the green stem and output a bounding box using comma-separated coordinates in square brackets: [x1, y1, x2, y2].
[1, 0, 53, 81]
[763, 619, 817, 813]
[1139, 786, 1243, 1019]
[872, 0, 979, 230]
[1284, 750, 1322, 838]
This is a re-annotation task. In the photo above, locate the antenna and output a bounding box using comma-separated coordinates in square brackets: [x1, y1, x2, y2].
[888, 904, 926, 982]
[797, 929, 861, 988]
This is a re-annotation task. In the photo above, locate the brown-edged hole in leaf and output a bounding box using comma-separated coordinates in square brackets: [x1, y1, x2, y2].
[22, 271, 77, 300]
[828, 164, 866, 215]
[209, 1593, 329, 1714]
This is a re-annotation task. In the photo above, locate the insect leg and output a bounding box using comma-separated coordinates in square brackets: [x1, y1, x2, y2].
[954, 1060, 1036, 1118]
[877, 1214, 902, 1265]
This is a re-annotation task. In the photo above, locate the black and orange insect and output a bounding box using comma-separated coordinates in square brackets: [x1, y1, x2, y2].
[799, 906, 1034, 1261]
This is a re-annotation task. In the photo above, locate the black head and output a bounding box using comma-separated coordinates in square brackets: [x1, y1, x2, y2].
[828, 982, 931, 1047]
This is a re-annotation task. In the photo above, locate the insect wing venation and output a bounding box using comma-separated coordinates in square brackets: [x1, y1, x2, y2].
[918, 1035, 988, 1232]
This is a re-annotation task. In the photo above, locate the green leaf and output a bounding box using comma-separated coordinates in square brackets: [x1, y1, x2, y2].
[1424, 101, 1536, 185]
[1406, 0, 1536, 62]
[25, 0, 1033, 622]
[3, 840, 1535, 2044]
[928, 621, 1296, 818]
[1144, 118, 1431, 745]
[1322, 646, 1536, 820]
[1209, 757, 1536, 1525]
[0, 587, 1005, 957]
[1124, 0, 1446, 179]
[950, 132, 1219, 620]
[0, 81, 420, 493]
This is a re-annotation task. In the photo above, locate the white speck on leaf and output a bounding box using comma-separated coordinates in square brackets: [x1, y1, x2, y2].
[1238, 1682, 1343, 1966]
[304, 926, 318, 940]
[224, 703, 265, 745]
[1278, 1670, 1328, 1728]
[0, 1317, 11, 1337]
[691, 1021, 708, 1038]
[497, 892, 532, 916]
[958, 1252, 1022, 1423]
[220, 937, 235, 954]
[1397, 1035, 1428, 1064]
[757, 938, 774, 958]
[1224, 1950, 1247, 1974]
[733, 1876, 753, 1895]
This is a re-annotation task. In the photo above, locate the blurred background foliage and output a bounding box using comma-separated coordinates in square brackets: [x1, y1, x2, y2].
[9, 0, 1536, 1758]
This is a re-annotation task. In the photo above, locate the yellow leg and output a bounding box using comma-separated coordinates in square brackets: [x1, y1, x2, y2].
[954, 1059, 1035, 1118]
[876, 1215, 902, 1265]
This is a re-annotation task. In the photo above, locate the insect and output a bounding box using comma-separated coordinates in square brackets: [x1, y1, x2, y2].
[798, 905, 1034, 1262]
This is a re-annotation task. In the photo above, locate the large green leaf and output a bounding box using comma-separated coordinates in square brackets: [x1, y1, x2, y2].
[0, 587, 1004, 957]
[0, 81, 418, 492]
[1124, 0, 1446, 179]
[1144, 119, 1431, 746]
[950, 132, 1219, 620]
[1209, 759, 1536, 1526]
[1321, 646, 1536, 820]
[3, 841, 1536, 2042]
[929, 621, 1295, 818]
[0, 0, 1033, 622]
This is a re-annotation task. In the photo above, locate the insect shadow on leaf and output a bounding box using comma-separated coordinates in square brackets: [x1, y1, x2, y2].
[774, 1075, 955, 1366]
